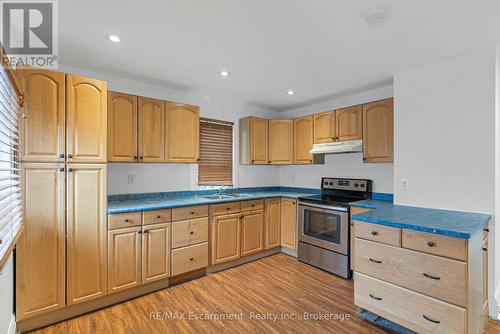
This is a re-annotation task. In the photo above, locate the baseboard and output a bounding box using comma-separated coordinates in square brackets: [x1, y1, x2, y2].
[7, 314, 16, 334]
[280, 247, 297, 257]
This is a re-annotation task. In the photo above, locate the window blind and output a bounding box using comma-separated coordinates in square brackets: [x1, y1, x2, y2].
[198, 118, 233, 186]
[0, 47, 23, 268]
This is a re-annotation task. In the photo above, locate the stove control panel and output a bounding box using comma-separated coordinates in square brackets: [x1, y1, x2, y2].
[321, 178, 370, 192]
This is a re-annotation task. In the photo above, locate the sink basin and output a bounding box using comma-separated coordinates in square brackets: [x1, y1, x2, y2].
[224, 193, 254, 198]
[201, 194, 232, 200]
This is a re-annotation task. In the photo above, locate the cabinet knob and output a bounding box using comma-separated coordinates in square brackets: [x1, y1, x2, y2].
[371, 231, 378, 236]
[134, 156, 138, 160]
[363, 157, 367, 161]
[156, 215, 161, 219]
[190, 231, 194, 235]
[67, 154, 73, 159]
[251, 160, 255, 163]
[21, 114, 27, 119]
[58, 153, 64, 159]
[427, 241, 435, 247]
[190, 257, 194, 261]
[484, 227, 490, 232]
[197, 158, 201, 162]
[190, 211, 195, 215]
[483, 247, 487, 251]
[252, 204, 255, 207]
[59, 167, 64, 172]
[139, 156, 143, 160]
[226, 207, 230, 210]
[68, 168, 74, 172]
[124, 219, 129, 222]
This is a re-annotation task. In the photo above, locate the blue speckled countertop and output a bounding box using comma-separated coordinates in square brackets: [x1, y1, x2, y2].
[107, 187, 319, 214]
[350, 199, 490, 239]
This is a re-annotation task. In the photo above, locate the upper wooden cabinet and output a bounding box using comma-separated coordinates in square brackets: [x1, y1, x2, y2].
[107, 92, 138, 162]
[336, 105, 362, 141]
[18, 68, 65, 162]
[269, 119, 293, 164]
[293, 116, 313, 164]
[362, 99, 393, 163]
[66, 75, 107, 163]
[165, 102, 199, 163]
[313, 111, 335, 144]
[239, 116, 268, 165]
[139, 97, 165, 162]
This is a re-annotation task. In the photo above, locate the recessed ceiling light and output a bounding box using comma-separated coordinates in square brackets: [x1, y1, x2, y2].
[365, 8, 387, 24]
[220, 70, 230, 77]
[106, 34, 121, 42]
[287, 90, 295, 96]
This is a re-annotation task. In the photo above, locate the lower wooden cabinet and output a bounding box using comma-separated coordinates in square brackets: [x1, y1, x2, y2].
[171, 242, 208, 276]
[241, 210, 264, 257]
[108, 226, 142, 294]
[280, 198, 297, 251]
[264, 198, 281, 250]
[142, 223, 171, 283]
[211, 213, 241, 265]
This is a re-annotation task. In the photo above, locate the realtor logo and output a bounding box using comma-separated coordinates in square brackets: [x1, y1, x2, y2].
[0, 0, 58, 68]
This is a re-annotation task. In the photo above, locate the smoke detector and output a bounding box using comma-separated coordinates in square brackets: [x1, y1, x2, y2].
[365, 8, 387, 24]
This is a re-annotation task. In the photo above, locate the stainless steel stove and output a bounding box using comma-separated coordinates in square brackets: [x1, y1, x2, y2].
[297, 177, 372, 278]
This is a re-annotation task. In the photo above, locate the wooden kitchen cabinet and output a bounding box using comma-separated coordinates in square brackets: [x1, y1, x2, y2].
[240, 210, 264, 257]
[107, 91, 138, 162]
[313, 111, 335, 143]
[280, 198, 297, 251]
[336, 105, 362, 141]
[362, 98, 393, 163]
[18, 68, 65, 162]
[108, 226, 142, 294]
[293, 116, 313, 164]
[264, 198, 281, 250]
[239, 116, 268, 164]
[138, 97, 165, 162]
[269, 119, 293, 164]
[211, 213, 241, 264]
[165, 102, 200, 163]
[142, 223, 171, 284]
[67, 164, 107, 305]
[16, 163, 65, 320]
[66, 75, 107, 163]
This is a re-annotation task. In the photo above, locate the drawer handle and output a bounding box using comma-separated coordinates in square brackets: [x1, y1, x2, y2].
[252, 204, 255, 207]
[423, 273, 441, 280]
[124, 219, 130, 222]
[369, 294, 382, 301]
[369, 258, 382, 264]
[427, 241, 435, 247]
[190, 212, 195, 215]
[190, 257, 194, 261]
[371, 231, 378, 236]
[226, 207, 230, 210]
[423, 315, 440, 324]
[190, 231, 194, 235]
[156, 215, 161, 219]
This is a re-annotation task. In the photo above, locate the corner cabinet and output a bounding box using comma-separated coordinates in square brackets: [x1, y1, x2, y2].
[138, 97, 165, 162]
[362, 99, 393, 163]
[66, 75, 107, 163]
[293, 116, 313, 164]
[107, 91, 138, 162]
[165, 102, 199, 163]
[239, 116, 269, 165]
[66, 164, 107, 305]
[269, 119, 293, 164]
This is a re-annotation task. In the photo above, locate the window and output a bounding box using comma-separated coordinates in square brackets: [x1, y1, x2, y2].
[0, 46, 23, 268]
[198, 118, 233, 186]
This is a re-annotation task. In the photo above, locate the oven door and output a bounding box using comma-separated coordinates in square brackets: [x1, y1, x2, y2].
[298, 202, 349, 255]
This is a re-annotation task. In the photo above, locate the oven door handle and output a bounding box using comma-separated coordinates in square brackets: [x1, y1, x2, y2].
[298, 202, 348, 212]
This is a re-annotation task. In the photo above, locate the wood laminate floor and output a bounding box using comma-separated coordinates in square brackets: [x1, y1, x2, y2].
[32, 253, 500, 334]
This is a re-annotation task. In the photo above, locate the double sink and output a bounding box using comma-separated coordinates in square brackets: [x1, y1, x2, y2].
[200, 193, 254, 200]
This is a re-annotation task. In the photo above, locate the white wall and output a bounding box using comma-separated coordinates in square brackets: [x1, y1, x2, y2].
[59, 65, 282, 194]
[279, 86, 394, 193]
[0, 255, 14, 334]
[393, 49, 497, 317]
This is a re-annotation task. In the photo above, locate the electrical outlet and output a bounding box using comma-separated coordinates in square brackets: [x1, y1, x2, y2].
[401, 179, 409, 190]
[127, 174, 135, 185]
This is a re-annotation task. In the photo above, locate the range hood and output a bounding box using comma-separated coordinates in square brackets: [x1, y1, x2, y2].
[310, 140, 363, 155]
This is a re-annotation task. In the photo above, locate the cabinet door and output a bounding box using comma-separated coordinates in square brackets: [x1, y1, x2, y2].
[269, 119, 293, 164]
[336, 105, 362, 141]
[264, 198, 281, 250]
[18, 68, 65, 162]
[142, 223, 171, 284]
[280, 198, 297, 251]
[313, 111, 335, 143]
[211, 213, 241, 265]
[241, 211, 264, 257]
[293, 116, 313, 164]
[16, 163, 65, 320]
[66, 75, 107, 163]
[250, 117, 268, 164]
[108, 92, 138, 162]
[362, 99, 393, 163]
[138, 97, 164, 162]
[165, 102, 199, 163]
[108, 226, 141, 293]
[67, 164, 107, 305]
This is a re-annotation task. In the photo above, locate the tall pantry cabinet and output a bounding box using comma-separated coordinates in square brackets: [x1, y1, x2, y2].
[16, 68, 107, 320]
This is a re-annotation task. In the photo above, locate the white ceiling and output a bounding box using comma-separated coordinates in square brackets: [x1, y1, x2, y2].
[60, 0, 500, 111]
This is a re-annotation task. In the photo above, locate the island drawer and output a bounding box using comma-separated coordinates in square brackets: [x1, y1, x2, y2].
[355, 273, 466, 334]
[143, 209, 172, 225]
[354, 221, 401, 247]
[171, 217, 209, 249]
[241, 199, 264, 212]
[209, 202, 241, 216]
[355, 238, 467, 307]
[171, 242, 208, 276]
[172, 205, 209, 221]
[402, 230, 467, 261]
[108, 212, 142, 230]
